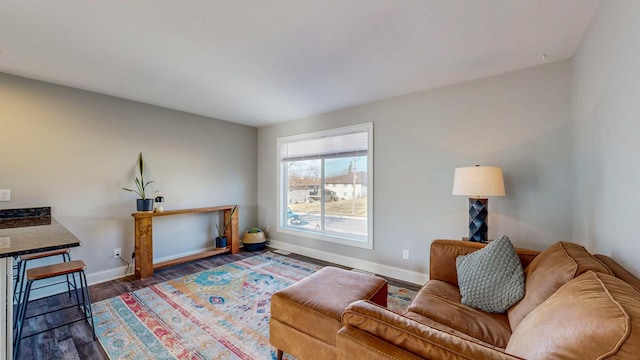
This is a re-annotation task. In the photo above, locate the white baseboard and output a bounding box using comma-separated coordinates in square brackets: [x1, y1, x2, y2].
[27, 242, 428, 301]
[86, 264, 130, 285]
[25, 247, 224, 301]
[86, 246, 221, 286]
[268, 239, 428, 285]
[28, 246, 226, 301]
[25, 264, 129, 301]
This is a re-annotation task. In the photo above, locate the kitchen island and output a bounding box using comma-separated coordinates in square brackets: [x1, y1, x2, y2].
[0, 207, 81, 360]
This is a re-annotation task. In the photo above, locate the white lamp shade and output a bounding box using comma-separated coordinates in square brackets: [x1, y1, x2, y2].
[452, 166, 506, 197]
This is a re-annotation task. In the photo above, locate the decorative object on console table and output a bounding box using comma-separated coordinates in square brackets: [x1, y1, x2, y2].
[122, 152, 154, 212]
[215, 204, 237, 248]
[154, 191, 164, 213]
[452, 165, 505, 242]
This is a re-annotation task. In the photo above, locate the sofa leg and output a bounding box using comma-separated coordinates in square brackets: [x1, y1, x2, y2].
[276, 349, 283, 360]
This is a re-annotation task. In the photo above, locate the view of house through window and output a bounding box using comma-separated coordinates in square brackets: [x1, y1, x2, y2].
[278, 123, 373, 248]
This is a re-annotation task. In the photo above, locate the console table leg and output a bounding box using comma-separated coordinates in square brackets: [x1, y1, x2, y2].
[224, 208, 240, 255]
[134, 217, 153, 279]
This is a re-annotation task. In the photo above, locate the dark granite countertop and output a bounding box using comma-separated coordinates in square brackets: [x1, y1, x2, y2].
[0, 207, 81, 258]
[0, 216, 52, 229]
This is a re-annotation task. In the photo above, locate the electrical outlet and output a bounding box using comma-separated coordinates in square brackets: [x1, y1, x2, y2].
[402, 249, 409, 260]
[0, 190, 10, 202]
[113, 248, 122, 259]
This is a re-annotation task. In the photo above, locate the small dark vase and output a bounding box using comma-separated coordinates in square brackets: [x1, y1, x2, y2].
[215, 236, 228, 248]
[136, 199, 154, 212]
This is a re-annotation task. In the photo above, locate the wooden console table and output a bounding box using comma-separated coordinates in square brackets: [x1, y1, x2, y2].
[132, 205, 239, 279]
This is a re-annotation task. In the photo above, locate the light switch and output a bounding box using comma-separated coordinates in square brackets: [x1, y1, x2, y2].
[0, 190, 9, 201]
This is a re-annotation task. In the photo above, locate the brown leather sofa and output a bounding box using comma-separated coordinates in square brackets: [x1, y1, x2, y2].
[337, 240, 640, 359]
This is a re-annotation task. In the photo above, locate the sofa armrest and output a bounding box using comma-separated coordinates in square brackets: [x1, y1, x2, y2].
[338, 300, 522, 360]
[429, 239, 540, 286]
[594, 254, 640, 291]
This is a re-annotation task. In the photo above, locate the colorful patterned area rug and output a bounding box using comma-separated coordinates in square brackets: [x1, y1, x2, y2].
[94, 252, 417, 359]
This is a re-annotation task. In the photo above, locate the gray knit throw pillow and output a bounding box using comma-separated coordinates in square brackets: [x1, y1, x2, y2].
[456, 235, 525, 313]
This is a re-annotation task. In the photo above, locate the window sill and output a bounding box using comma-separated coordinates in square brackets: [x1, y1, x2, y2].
[277, 226, 373, 250]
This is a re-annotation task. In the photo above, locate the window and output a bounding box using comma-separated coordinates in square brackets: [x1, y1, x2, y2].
[277, 123, 373, 249]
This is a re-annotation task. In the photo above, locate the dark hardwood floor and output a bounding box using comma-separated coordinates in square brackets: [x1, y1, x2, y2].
[15, 248, 420, 359]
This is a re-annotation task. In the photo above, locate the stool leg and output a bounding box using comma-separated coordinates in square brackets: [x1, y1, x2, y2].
[15, 259, 25, 303]
[14, 280, 33, 358]
[79, 270, 96, 339]
[12, 257, 19, 302]
[64, 252, 78, 300]
[276, 349, 283, 360]
[64, 252, 73, 297]
[72, 271, 82, 311]
[14, 260, 27, 325]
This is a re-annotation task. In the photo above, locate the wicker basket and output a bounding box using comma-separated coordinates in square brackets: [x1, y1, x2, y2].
[243, 230, 266, 251]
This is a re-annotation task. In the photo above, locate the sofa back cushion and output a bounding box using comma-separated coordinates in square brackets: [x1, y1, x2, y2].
[506, 271, 640, 359]
[507, 241, 612, 329]
[594, 254, 640, 291]
[429, 239, 539, 287]
[408, 280, 513, 348]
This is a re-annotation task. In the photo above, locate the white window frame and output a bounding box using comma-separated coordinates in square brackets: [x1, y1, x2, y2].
[276, 123, 374, 249]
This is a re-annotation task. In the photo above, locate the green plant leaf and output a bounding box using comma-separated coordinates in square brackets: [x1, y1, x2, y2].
[217, 205, 238, 237]
[123, 152, 153, 199]
[138, 152, 144, 177]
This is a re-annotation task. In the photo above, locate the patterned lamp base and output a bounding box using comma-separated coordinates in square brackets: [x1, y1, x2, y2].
[468, 198, 488, 242]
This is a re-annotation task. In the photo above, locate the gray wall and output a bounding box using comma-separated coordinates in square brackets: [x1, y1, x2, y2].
[258, 61, 573, 280]
[12, 7, 639, 285]
[571, 1, 640, 275]
[0, 73, 257, 283]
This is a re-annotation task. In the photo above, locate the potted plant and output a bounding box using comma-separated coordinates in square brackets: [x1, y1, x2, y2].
[215, 205, 237, 248]
[122, 152, 154, 211]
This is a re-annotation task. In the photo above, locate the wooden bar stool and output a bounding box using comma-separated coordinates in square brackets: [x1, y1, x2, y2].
[14, 248, 73, 308]
[13, 260, 95, 358]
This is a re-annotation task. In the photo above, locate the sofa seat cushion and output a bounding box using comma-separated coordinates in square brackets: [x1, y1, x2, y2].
[407, 280, 512, 348]
[508, 241, 612, 329]
[403, 309, 505, 350]
[506, 271, 640, 359]
[341, 300, 519, 360]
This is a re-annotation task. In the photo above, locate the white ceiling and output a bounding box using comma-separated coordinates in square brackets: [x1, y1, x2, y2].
[0, 1, 599, 127]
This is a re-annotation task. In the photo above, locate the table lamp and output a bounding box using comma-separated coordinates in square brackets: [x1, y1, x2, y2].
[452, 165, 505, 242]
